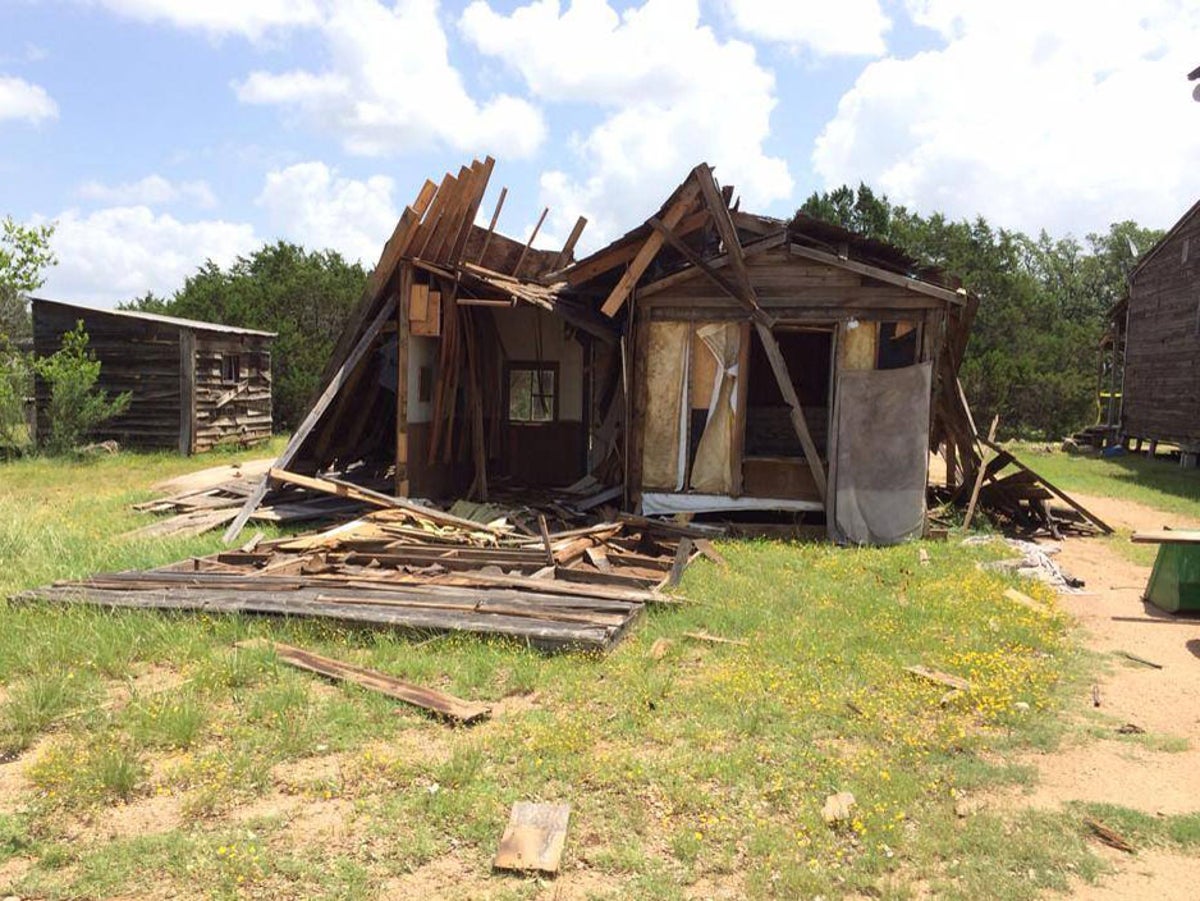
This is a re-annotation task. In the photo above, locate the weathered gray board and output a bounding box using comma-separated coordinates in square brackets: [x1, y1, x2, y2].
[19, 579, 643, 653]
[828, 362, 932, 545]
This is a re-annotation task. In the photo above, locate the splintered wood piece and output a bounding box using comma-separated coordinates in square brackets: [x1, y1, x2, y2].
[1114, 650, 1163, 670]
[1092, 683, 1102, 707]
[918, 548, 930, 566]
[666, 538, 694, 588]
[683, 630, 749, 647]
[1085, 818, 1135, 853]
[237, 639, 490, 724]
[1003, 587, 1043, 610]
[905, 665, 971, 693]
[694, 538, 727, 567]
[585, 546, 613, 573]
[649, 637, 673, 660]
[494, 801, 571, 874]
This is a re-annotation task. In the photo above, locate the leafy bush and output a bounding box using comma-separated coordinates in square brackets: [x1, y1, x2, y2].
[34, 322, 130, 455]
[0, 337, 32, 455]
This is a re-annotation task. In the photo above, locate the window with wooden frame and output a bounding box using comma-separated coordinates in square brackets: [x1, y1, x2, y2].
[506, 363, 557, 423]
[220, 354, 241, 384]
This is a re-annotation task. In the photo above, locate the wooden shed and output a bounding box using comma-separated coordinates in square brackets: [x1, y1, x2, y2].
[225, 159, 979, 547]
[32, 298, 275, 454]
[1117, 198, 1200, 460]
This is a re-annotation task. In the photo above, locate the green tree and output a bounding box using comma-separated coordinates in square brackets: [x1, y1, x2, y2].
[797, 186, 1163, 439]
[150, 242, 367, 430]
[34, 322, 131, 455]
[0, 216, 57, 340]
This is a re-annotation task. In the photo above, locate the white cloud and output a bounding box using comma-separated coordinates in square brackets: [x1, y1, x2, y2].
[0, 75, 58, 125]
[38, 207, 259, 307]
[722, 0, 890, 57]
[79, 175, 218, 209]
[91, 0, 322, 39]
[459, 0, 793, 248]
[256, 161, 398, 264]
[813, 0, 1200, 236]
[235, 0, 545, 159]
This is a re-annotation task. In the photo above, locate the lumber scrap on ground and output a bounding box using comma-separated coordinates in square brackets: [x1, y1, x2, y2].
[238, 638, 490, 723]
[26, 501, 698, 654]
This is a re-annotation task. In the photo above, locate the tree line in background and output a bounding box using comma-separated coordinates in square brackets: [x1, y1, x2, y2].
[798, 185, 1163, 438]
[121, 243, 368, 432]
[0, 190, 1168, 455]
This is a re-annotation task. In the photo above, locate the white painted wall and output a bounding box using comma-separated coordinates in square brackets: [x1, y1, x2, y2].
[407, 335, 438, 424]
[492, 306, 584, 422]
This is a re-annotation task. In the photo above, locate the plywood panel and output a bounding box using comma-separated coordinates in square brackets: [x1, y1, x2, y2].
[641, 321, 689, 489]
[838, 321, 878, 371]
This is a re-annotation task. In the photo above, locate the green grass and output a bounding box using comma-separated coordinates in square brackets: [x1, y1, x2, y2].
[0, 441, 1195, 898]
[1011, 442, 1200, 519]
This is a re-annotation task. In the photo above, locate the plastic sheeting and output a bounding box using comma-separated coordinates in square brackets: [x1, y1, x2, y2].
[688, 322, 741, 494]
[828, 362, 931, 546]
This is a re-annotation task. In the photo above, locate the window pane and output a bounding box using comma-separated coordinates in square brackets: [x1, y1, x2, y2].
[533, 395, 553, 421]
[509, 369, 531, 420]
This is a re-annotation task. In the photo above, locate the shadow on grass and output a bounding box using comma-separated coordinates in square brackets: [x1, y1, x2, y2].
[1074, 452, 1200, 506]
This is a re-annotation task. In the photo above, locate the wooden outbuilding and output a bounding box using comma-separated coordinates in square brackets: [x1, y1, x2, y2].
[1114, 199, 1200, 461]
[225, 159, 980, 546]
[31, 298, 275, 454]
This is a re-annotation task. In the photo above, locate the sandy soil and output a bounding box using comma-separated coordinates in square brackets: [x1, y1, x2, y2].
[1015, 492, 1200, 897]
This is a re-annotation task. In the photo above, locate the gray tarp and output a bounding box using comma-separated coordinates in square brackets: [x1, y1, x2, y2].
[828, 362, 931, 546]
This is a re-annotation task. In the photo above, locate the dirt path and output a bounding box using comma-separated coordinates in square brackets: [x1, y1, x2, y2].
[1019, 493, 1200, 897]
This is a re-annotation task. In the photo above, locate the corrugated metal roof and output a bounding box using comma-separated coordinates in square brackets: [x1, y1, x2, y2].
[30, 297, 277, 337]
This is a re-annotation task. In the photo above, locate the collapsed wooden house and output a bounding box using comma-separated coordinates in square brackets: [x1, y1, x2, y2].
[1108, 198, 1200, 465]
[31, 298, 275, 453]
[224, 158, 983, 547]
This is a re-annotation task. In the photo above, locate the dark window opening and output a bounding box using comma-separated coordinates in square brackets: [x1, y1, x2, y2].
[507, 363, 557, 423]
[418, 365, 433, 403]
[877, 321, 920, 370]
[220, 355, 241, 384]
[743, 328, 832, 459]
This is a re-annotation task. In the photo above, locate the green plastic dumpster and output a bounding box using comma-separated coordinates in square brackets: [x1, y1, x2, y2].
[1132, 530, 1200, 613]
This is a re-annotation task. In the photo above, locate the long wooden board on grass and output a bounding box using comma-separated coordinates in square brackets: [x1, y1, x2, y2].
[237, 638, 490, 724]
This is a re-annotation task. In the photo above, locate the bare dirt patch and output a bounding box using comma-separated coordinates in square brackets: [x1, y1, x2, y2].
[90, 793, 184, 841]
[0, 855, 34, 892]
[1071, 847, 1200, 900]
[1000, 493, 1200, 896]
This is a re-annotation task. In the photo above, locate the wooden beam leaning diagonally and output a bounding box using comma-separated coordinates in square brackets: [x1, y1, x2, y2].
[600, 177, 703, 317]
[222, 297, 398, 543]
[513, 206, 550, 278]
[754, 321, 828, 503]
[552, 216, 588, 271]
[645, 216, 764, 320]
[692, 164, 828, 502]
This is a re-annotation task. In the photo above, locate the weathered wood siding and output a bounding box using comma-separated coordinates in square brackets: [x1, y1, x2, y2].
[191, 333, 273, 452]
[33, 300, 183, 449]
[1124, 207, 1200, 445]
[629, 247, 946, 498]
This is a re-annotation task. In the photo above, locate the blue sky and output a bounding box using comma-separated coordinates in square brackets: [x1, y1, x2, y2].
[2, 0, 1197, 307]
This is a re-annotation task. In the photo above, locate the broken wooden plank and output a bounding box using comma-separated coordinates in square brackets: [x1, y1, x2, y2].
[1084, 818, 1135, 854]
[237, 638, 490, 724]
[666, 537, 694, 588]
[693, 538, 727, 567]
[905, 665, 971, 692]
[683, 630, 748, 647]
[552, 216, 588, 271]
[963, 415, 1000, 530]
[600, 177, 702, 317]
[1003, 587, 1044, 610]
[1114, 650, 1163, 669]
[223, 297, 397, 543]
[978, 436, 1113, 534]
[494, 802, 571, 874]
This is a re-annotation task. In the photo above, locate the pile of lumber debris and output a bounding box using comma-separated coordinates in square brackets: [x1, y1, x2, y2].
[127, 459, 377, 540]
[23, 500, 715, 654]
[937, 414, 1113, 539]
